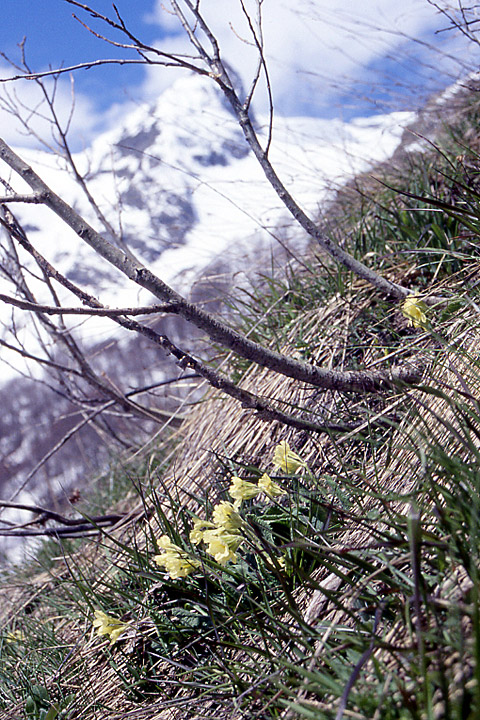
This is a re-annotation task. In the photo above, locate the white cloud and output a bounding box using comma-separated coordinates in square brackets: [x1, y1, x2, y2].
[143, 0, 184, 30]
[141, 0, 476, 117]
[0, 63, 108, 150]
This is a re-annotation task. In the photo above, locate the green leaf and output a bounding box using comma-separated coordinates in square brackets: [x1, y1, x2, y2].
[44, 706, 59, 720]
[25, 697, 36, 717]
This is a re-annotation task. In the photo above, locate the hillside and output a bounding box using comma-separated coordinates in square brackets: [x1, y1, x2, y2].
[1, 74, 480, 720]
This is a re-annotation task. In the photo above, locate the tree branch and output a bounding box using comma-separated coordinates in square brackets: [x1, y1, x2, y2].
[0, 293, 174, 317]
[0, 500, 124, 528]
[0, 58, 174, 83]
[154, 2, 411, 300]
[0, 499, 139, 537]
[0, 209, 179, 424]
[0, 224, 364, 434]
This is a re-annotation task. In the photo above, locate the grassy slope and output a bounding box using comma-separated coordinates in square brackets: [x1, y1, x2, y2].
[2, 86, 480, 719]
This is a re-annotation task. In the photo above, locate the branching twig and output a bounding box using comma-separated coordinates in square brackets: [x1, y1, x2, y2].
[0, 207, 175, 424]
[0, 500, 124, 528]
[239, 0, 274, 155]
[0, 293, 173, 317]
[0, 218, 365, 434]
[0, 498, 138, 537]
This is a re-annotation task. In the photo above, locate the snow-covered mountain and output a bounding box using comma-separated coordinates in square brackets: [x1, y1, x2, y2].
[1, 74, 412, 352]
[0, 73, 413, 561]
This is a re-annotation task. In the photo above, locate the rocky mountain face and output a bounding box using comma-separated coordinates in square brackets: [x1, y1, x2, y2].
[0, 73, 412, 560]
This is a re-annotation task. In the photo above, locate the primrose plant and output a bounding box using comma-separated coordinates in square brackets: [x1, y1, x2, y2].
[92, 440, 308, 644]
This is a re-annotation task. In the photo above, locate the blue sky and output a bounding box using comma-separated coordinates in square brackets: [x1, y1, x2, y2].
[0, 1, 478, 148]
[1, 0, 164, 110]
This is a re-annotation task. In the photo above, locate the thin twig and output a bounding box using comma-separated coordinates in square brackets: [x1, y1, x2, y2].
[0, 294, 174, 317]
[0, 500, 123, 528]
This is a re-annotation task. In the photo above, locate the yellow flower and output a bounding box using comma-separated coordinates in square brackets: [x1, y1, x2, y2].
[273, 441, 306, 473]
[229, 476, 260, 507]
[154, 535, 201, 578]
[202, 528, 243, 565]
[402, 295, 428, 329]
[5, 629, 25, 644]
[212, 501, 243, 532]
[258, 473, 286, 499]
[190, 517, 215, 545]
[265, 554, 286, 570]
[92, 610, 130, 645]
[190, 503, 243, 566]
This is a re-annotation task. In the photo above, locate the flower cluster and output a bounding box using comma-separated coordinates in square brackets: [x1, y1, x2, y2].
[92, 609, 130, 645]
[191, 502, 244, 565]
[92, 442, 300, 639]
[402, 295, 428, 329]
[154, 535, 201, 578]
[189, 443, 303, 567]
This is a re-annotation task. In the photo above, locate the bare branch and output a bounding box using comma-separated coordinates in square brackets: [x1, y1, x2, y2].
[0, 210, 178, 424]
[0, 501, 124, 528]
[0, 59, 167, 84]
[0, 193, 44, 203]
[0, 216, 362, 434]
[0, 499, 139, 537]
[177, 0, 223, 62]
[0, 294, 174, 317]
[0, 336, 86, 378]
[5, 400, 114, 503]
[239, 0, 274, 155]
[150, 2, 412, 299]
